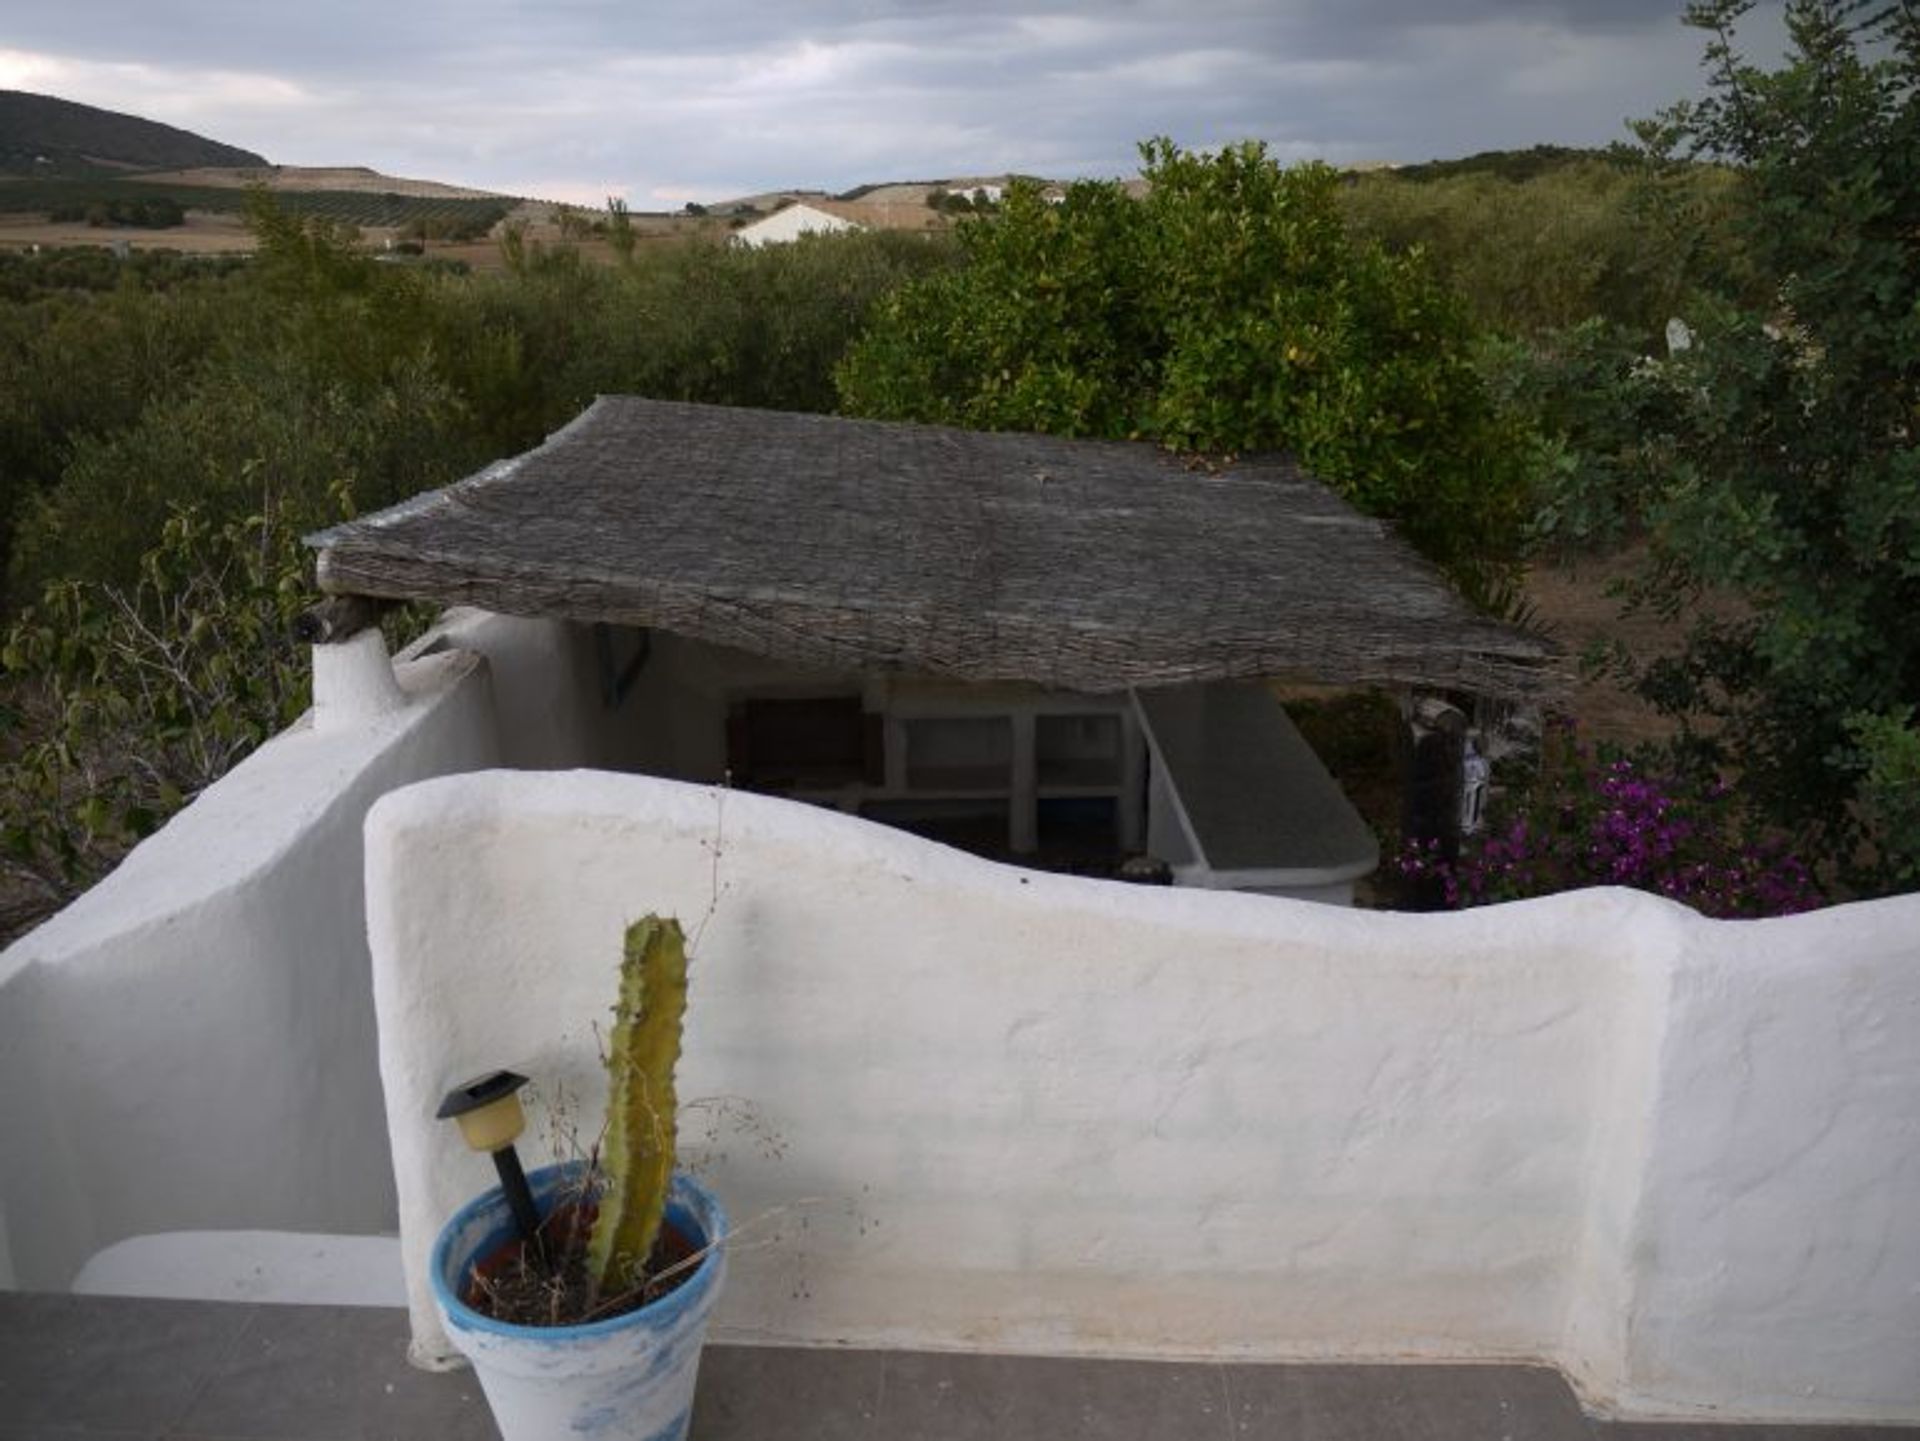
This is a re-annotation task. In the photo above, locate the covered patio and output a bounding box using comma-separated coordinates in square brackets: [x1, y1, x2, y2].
[309, 396, 1559, 897]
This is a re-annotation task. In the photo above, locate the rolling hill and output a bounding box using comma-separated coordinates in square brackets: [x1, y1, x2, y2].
[0, 92, 518, 242]
[0, 90, 266, 176]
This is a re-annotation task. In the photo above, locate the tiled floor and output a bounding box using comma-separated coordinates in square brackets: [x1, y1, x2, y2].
[1, 1293, 1913, 1441]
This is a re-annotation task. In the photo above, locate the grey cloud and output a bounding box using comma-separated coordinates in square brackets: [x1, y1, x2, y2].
[8, 2, 1787, 202]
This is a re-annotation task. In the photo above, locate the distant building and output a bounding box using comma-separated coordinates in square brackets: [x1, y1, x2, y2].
[731, 201, 866, 248]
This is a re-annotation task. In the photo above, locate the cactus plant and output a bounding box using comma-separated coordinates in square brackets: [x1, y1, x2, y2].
[586, 913, 689, 1296]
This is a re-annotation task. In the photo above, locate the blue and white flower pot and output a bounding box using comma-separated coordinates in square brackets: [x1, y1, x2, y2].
[431, 1162, 727, 1441]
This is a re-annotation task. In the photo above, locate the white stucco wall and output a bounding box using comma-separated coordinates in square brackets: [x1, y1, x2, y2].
[6, 605, 1914, 1424]
[421, 610, 654, 773]
[617, 628, 851, 781]
[367, 769, 1919, 1424]
[1625, 909, 1920, 1410]
[732, 203, 862, 247]
[0, 606, 687, 1296]
[0, 639, 501, 1290]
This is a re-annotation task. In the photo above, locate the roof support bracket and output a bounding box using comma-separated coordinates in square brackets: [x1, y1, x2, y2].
[596, 623, 652, 710]
[293, 594, 390, 646]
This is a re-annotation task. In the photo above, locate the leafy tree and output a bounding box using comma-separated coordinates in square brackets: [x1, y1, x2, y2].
[9, 347, 469, 600]
[9, 197, 482, 601]
[0, 258, 235, 601]
[1, 502, 311, 916]
[0, 191, 959, 933]
[605, 197, 637, 262]
[1615, 0, 1920, 889]
[1341, 158, 1752, 339]
[551, 203, 595, 241]
[51, 195, 188, 228]
[837, 139, 1533, 609]
[1476, 320, 1700, 554]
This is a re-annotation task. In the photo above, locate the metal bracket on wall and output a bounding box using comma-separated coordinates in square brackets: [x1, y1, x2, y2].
[595, 624, 652, 709]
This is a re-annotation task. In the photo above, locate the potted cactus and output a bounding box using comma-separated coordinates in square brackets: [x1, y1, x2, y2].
[428, 915, 726, 1441]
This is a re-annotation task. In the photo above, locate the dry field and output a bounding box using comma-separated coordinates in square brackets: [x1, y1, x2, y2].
[0, 209, 259, 253]
[0, 210, 730, 269]
[833, 200, 948, 233]
[127, 165, 504, 199]
[852, 182, 944, 206]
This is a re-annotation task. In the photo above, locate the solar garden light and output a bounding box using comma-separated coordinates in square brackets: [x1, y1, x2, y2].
[437, 1070, 546, 1256]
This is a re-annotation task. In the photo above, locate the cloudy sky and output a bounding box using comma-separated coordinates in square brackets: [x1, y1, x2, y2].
[1, 1, 1789, 207]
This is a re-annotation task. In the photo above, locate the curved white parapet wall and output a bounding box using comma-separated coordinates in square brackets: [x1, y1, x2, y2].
[73, 1231, 404, 1307]
[0, 643, 502, 1292]
[0, 605, 659, 1298]
[366, 770, 1919, 1424]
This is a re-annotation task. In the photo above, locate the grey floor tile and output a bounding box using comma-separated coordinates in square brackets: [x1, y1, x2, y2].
[877, 1349, 1230, 1441]
[690, 1343, 886, 1441]
[0, 1293, 252, 1433]
[1223, 1364, 1409, 1441]
[169, 1306, 497, 1441]
[6, 1291, 1914, 1441]
[1598, 1428, 1920, 1439]
[1400, 1364, 1592, 1440]
[1224, 1362, 1591, 1441]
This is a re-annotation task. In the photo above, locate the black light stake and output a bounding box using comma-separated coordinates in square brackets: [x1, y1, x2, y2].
[437, 1070, 546, 1260]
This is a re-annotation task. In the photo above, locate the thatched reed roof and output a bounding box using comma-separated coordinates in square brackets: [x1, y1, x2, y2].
[309, 397, 1561, 700]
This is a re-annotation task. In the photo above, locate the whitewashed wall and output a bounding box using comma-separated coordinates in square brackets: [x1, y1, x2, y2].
[0, 610, 756, 1294]
[426, 610, 654, 774]
[5, 609, 1915, 1425]
[732, 203, 862, 247]
[368, 769, 1919, 1425]
[0, 608, 646, 1292]
[0, 641, 497, 1290]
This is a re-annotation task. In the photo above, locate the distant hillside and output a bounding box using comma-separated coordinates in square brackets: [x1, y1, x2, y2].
[131, 164, 500, 200]
[0, 90, 266, 177]
[1392, 144, 1624, 184]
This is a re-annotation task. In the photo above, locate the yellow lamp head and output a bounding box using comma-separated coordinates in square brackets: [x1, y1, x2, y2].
[436, 1070, 530, 1154]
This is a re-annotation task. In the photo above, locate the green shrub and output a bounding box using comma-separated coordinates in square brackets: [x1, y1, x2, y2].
[0, 195, 955, 914]
[1476, 321, 1696, 554]
[1, 503, 311, 905]
[1606, 0, 1920, 892]
[1340, 158, 1751, 340]
[9, 347, 472, 601]
[839, 139, 1531, 610]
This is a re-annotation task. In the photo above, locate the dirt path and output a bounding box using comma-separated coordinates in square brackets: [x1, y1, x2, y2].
[1521, 547, 1687, 749]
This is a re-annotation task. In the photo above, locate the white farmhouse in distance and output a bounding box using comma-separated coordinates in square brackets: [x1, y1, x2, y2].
[732, 200, 866, 247]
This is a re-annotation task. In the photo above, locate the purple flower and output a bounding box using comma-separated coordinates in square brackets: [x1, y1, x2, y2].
[1396, 722, 1822, 918]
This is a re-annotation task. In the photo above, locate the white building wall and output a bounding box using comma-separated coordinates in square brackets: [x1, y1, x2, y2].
[1627, 910, 1920, 1407]
[0, 642, 500, 1291]
[732, 203, 862, 248]
[621, 631, 1151, 859]
[427, 609, 654, 773]
[0, 609, 641, 1292]
[620, 628, 856, 780]
[368, 769, 1920, 1425]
